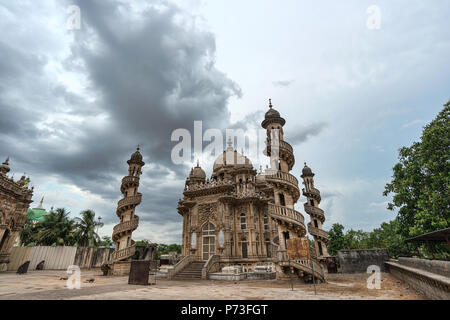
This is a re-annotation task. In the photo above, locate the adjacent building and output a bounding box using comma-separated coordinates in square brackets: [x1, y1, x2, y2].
[0, 158, 33, 271]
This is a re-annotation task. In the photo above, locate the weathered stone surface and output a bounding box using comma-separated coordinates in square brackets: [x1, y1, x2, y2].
[386, 259, 450, 300]
[338, 249, 389, 273]
[398, 257, 450, 277]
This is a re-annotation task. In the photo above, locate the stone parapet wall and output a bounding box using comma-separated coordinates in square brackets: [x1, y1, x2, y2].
[398, 257, 450, 277]
[386, 259, 449, 300]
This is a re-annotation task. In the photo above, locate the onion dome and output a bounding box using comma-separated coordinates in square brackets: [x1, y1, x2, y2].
[261, 99, 286, 128]
[190, 160, 206, 180]
[213, 138, 253, 172]
[127, 147, 145, 166]
[0, 157, 10, 175]
[301, 162, 314, 178]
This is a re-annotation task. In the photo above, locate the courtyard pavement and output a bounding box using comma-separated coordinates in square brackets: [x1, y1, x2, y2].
[0, 270, 424, 300]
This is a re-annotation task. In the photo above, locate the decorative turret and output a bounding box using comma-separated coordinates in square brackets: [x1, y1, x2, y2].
[187, 160, 206, 185]
[301, 162, 329, 259]
[0, 157, 10, 175]
[111, 147, 145, 262]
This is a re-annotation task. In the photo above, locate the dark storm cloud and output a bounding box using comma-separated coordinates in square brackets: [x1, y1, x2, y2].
[0, 0, 241, 227]
[289, 122, 328, 145]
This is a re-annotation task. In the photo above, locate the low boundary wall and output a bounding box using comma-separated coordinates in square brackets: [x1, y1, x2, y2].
[7, 246, 113, 271]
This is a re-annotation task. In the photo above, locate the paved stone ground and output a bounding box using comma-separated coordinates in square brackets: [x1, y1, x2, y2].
[0, 270, 424, 300]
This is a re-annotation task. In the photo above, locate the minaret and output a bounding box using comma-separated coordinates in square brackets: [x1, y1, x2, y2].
[111, 147, 144, 262]
[301, 163, 329, 259]
[261, 99, 303, 262]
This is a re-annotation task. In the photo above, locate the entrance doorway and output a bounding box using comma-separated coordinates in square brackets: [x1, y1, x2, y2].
[202, 222, 216, 261]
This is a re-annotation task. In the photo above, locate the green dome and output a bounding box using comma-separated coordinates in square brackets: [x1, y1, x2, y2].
[26, 207, 47, 223]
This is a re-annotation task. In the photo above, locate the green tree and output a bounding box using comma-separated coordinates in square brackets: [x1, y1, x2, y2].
[19, 220, 38, 246]
[74, 209, 103, 247]
[384, 102, 449, 238]
[98, 236, 113, 248]
[366, 220, 410, 258]
[35, 208, 77, 246]
[327, 223, 345, 255]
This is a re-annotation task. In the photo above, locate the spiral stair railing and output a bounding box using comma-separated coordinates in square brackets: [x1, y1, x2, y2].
[268, 203, 305, 233]
[303, 203, 325, 223]
[307, 222, 329, 245]
[112, 215, 139, 242]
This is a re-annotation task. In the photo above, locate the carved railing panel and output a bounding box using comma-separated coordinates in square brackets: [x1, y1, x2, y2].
[268, 203, 305, 226]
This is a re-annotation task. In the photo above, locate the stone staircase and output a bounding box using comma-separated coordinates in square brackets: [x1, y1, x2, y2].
[173, 261, 205, 280]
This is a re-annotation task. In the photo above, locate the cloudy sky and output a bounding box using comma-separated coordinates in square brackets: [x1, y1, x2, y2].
[1, 0, 449, 243]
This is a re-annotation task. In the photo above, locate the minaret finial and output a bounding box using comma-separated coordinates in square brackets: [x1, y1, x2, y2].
[137, 144, 140, 151]
[269, 98, 272, 108]
[304, 162, 307, 166]
[196, 159, 199, 167]
[38, 196, 44, 209]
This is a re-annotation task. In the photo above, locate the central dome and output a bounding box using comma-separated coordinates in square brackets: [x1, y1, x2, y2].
[213, 148, 252, 172]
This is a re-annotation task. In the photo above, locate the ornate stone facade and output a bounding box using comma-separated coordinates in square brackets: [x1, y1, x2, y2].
[0, 158, 33, 271]
[177, 101, 330, 281]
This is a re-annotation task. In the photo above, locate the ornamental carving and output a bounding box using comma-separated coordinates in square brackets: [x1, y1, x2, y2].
[198, 202, 217, 224]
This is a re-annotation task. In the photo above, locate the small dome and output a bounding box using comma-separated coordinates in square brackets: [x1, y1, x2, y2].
[131, 149, 143, 162]
[301, 162, 314, 177]
[127, 147, 145, 165]
[265, 107, 280, 118]
[261, 99, 285, 128]
[190, 162, 206, 180]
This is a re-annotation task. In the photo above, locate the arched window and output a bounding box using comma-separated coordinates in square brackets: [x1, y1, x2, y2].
[218, 230, 225, 247]
[263, 215, 269, 230]
[191, 232, 197, 248]
[240, 213, 247, 230]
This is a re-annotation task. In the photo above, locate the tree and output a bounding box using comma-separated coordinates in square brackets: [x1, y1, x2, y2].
[35, 208, 77, 246]
[327, 223, 345, 255]
[98, 236, 113, 248]
[74, 209, 104, 247]
[154, 243, 181, 259]
[384, 102, 449, 238]
[19, 220, 38, 246]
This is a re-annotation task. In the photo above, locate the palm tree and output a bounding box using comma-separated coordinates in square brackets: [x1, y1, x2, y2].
[74, 209, 104, 247]
[36, 208, 77, 246]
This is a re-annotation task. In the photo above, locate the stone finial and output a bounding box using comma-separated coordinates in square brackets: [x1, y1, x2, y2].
[37, 196, 44, 209]
[269, 98, 272, 109]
